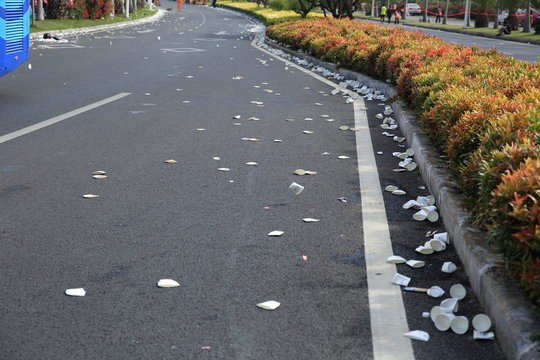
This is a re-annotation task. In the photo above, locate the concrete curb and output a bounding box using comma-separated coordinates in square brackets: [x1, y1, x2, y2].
[30, 8, 167, 41]
[264, 39, 540, 360]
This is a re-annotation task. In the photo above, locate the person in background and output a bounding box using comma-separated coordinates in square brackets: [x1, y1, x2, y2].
[435, 7, 443, 23]
[177, 0, 183, 11]
[394, 6, 401, 24]
[387, 4, 393, 23]
[497, 18, 512, 36]
[380, 4, 387, 22]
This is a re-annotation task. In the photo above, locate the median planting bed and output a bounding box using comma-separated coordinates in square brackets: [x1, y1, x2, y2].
[267, 18, 540, 305]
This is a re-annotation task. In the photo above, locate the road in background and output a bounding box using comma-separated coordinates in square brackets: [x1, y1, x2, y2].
[0, 4, 505, 359]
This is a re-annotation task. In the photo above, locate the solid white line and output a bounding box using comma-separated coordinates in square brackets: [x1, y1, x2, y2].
[253, 41, 415, 359]
[353, 101, 415, 360]
[0, 93, 131, 144]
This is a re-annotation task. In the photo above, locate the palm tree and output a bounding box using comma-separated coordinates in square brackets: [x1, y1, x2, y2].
[473, 0, 495, 27]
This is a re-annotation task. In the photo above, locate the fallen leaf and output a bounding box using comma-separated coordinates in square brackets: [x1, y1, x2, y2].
[157, 279, 180, 288]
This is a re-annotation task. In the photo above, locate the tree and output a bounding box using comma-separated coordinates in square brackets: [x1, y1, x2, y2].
[37, 0, 45, 20]
[473, 0, 495, 27]
[499, 0, 525, 29]
[291, 0, 317, 17]
[319, 0, 361, 18]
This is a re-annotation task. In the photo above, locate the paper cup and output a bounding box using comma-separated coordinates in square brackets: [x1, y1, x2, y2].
[415, 246, 434, 255]
[392, 273, 411, 286]
[440, 298, 459, 313]
[402, 200, 418, 209]
[289, 182, 304, 195]
[405, 162, 417, 171]
[426, 210, 439, 222]
[404, 330, 430, 342]
[406, 148, 415, 157]
[387, 255, 406, 264]
[441, 262, 457, 273]
[450, 284, 466, 300]
[406, 259, 425, 268]
[430, 305, 452, 322]
[415, 196, 430, 207]
[451, 316, 469, 334]
[434, 313, 455, 331]
[472, 314, 492, 332]
[433, 232, 449, 244]
[428, 239, 446, 252]
[473, 330, 495, 340]
[413, 210, 428, 221]
[427, 286, 445, 298]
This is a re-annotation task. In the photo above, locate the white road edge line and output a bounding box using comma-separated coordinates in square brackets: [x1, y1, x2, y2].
[253, 40, 415, 360]
[0, 92, 131, 144]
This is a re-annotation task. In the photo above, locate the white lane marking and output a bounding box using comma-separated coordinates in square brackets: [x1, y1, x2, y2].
[253, 41, 415, 360]
[37, 44, 86, 49]
[0, 93, 131, 144]
[353, 101, 415, 360]
[162, 48, 206, 53]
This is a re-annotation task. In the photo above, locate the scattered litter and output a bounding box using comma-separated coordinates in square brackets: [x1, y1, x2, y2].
[232, 76, 244, 80]
[82, 194, 99, 198]
[303, 130, 315, 134]
[338, 197, 348, 203]
[392, 189, 407, 196]
[406, 260, 425, 268]
[304, 117, 313, 121]
[185, 75, 194, 79]
[233, 115, 241, 119]
[449, 284, 466, 300]
[302, 255, 308, 261]
[441, 262, 457, 273]
[217, 168, 230, 172]
[274, 139, 283, 143]
[164, 159, 178, 164]
[302, 218, 320, 223]
[339, 126, 350, 131]
[315, 103, 323, 106]
[427, 286, 445, 298]
[213, 157, 220, 161]
[392, 273, 411, 286]
[268, 231, 284, 237]
[473, 331, 495, 340]
[196, 128, 206, 131]
[295, 169, 307, 175]
[201, 346, 212, 350]
[472, 314, 492, 332]
[157, 279, 180, 288]
[415, 246, 434, 255]
[248, 138, 260, 142]
[404, 330, 429, 342]
[65, 288, 86, 297]
[386, 255, 406, 264]
[322, 152, 331, 156]
[337, 156, 350, 159]
[93, 175, 107, 179]
[377, 151, 384, 155]
[385, 185, 399, 192]
[245, 162, 258, 166]
[92, 171, 106, 175]
[289, 182, 304, 195]
[256, 300, 280, 310]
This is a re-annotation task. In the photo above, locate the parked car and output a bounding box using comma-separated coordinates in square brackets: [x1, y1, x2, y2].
[406, 3, 422, 15]
[498, 9, 539, 26]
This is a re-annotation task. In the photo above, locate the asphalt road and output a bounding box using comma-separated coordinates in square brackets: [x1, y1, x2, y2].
[0, 5, 506, 359]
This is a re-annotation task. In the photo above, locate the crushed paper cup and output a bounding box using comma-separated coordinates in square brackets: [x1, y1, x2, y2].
[404, 330, 429, 342]
[392, 273, 411, 286]
[434, 313, 455, 331]
[449, 284, 466, 300]
[450, 316, 469, 335]
[387, 255, 406, 264]
[440, 298, 459, 313]
[473, 330, 495, 340]
[392, 189, 407, 196]
[289, 182, 304, 195]
[415, 246, 434, 255]
[441, 262, 457, 273]
[433, 232, 449, 244]
[385, 185, 399, 192]
[472, 314, 492, 332]
[413, 210, 428, 221]
[406, 260, 425, 268]
[427, 286, 445, 298]
[403, 200, 418, 209]
[428, 239, 446, 252]
[256, 300, 280, 310]
[65, 288, 86, 297]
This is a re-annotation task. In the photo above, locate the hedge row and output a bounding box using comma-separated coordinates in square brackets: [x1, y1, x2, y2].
[219, 1, 322, 25]
[267, 18, 540, 305]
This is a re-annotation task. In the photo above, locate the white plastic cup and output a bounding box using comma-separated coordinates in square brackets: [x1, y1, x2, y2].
[473, 330, 495, 340]
[415, 196, 431, 207]
[434, 313, 455, 331]
[450, 316, 469, 334]
[289, 182, 304, 195]
[427, 286, 445, 298]
[472, 314, 492, 332]
[441, 261, 457, 273]
[433, 232, 449, 244]
[413, 210, 428, 221]
[429, 239, 446, 252]
[440, 298, 459, 313]
[402, 200, 418, 209]
[392, 273, 411, 286]
[415, 246, 434, 255]
[406, 259, 425, 268]
[426, 210, 439, 222]
[450, 284, 467, 300]
[430, 305, 453, 322]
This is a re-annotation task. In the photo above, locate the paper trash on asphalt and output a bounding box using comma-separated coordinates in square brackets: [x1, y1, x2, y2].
[406, 260, 425, 268]
[233, 115, 241, 119]
[245, 162, 258, 166]
[337, 156, 350, 159]
[339, 126, 350, 131]
[256, 300, 280, 310]
[92, 171, 106, 175]
[404, 330, 430, 342]
[217, 168, 231, 172]
[303, 130, 315, 134]
[386, 255, 406, 264]
[392, 273, 411, 286]
[302, 218, 320, 223]
[82, 194, 99, 198]
[65, 288, 86, 297]
[427, 286, 445, 298]
[164, 159, 178, 164]
[93, 175, 107, 179]
[289, 182, 304, 195]
[392, 189, 407, 195]
[157, 279, 180, 288]
[268, 231, 284, 237]
[295, 169, 307, 175]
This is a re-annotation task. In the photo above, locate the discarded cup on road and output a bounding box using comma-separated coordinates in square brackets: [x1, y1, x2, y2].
[422, 206, 439, 222]
[441, 261, 457, 273]
[473, 330, 495, 340]
[403, 200, 418, 209]
[434, 313, 455, 331]
[450, 284, 467, 300]
[413, 210, 428, 221]
[430, 305, 453, 322]
[450, 316, 469, 334]
[440, 298, 459, 313]
[392, 273, 411, 286]
[406, 259, 425, 268]
[433, 232, 449, 244]
[427, 286, 445, 298]
[387, 255, 406, 264]
[289, 182, 304, 195]
[428, 239, 446, 252]
[404, 330, 430, 342]
[415, 245, 434, 255]
[472, 314, 492, 332]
